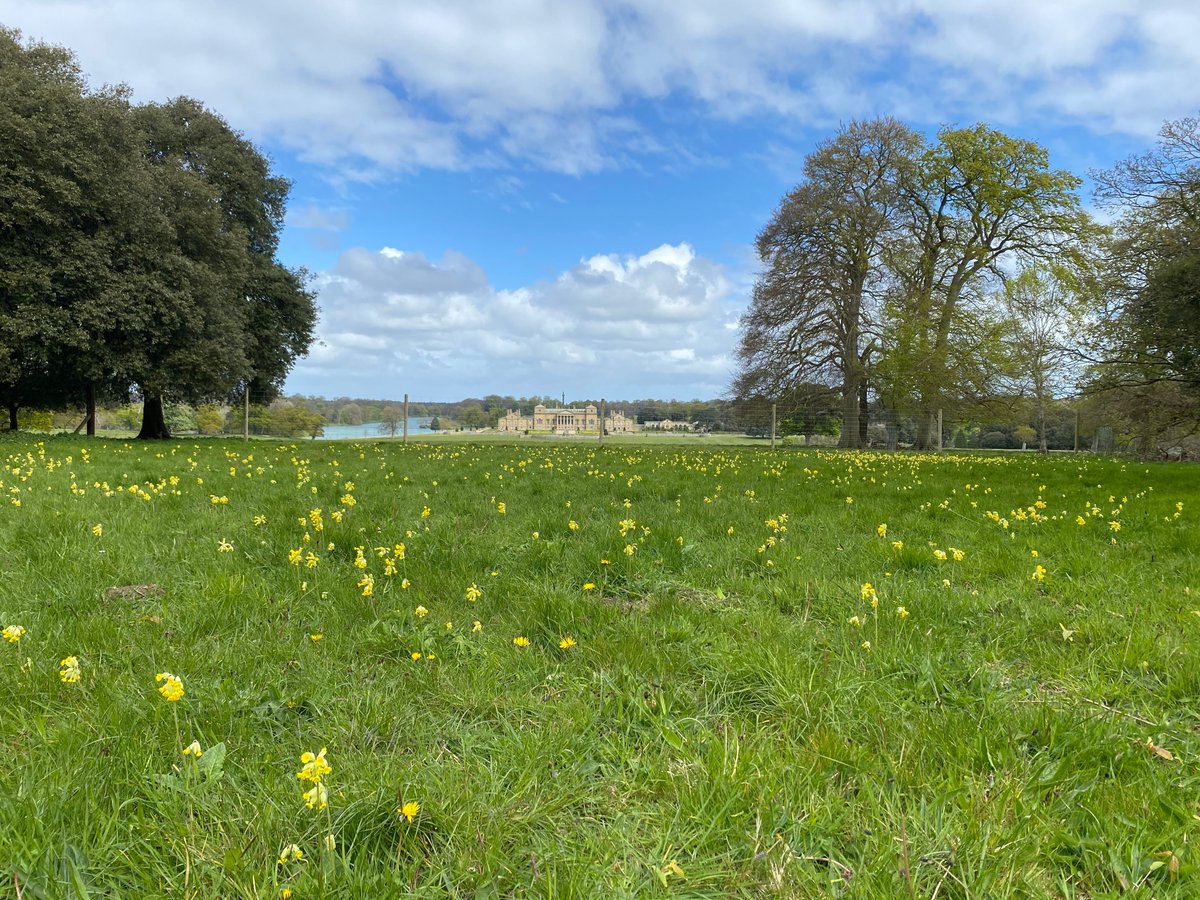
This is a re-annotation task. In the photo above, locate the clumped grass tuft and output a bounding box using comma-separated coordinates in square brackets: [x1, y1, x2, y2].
[1, 434, 1198, 896]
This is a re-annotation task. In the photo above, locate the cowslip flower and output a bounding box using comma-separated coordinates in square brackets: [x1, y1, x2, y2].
[1032, 565, 1047, 582]
[3, 625, 26, 644]
[399, 800, 420, 822]
[414, 606, 428, 618]
[891, 540, 904, 551]
[59, 656, 81, 683]
[303, 782, 328, 811]
[91, 523, 103, 537]
[896, 607, 909, 619]
[182, 740, 203, 758]
[876, 523, 887, 537]
[465, 583, 482, 603]
[933, 549, 948, 561]
[277, 844, 303, 865]
[156, 672, 184, 702]
[860, 583, 876, 602]
[297, 747, 331, 784]
[217, 539, 233, 552]
[472, 620, 482, 633]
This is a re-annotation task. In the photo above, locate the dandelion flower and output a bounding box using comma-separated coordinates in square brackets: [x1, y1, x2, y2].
[411, 651, 422, 661]
[59, 656, 81, 683]
[513, 636, 530, 648]
[582, 583, 596, 591]
[155, 672, 184, 702]
[399, 800, 420, 822]
[559, 636, 577, 649]
[309, 633, 323, 643]
[3, 625, 26, 644]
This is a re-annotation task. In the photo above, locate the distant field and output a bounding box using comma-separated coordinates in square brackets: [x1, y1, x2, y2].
[1, 433, 1197, 897]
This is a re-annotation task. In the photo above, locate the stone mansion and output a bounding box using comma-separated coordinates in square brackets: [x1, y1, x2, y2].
[497, 405, 639, 434]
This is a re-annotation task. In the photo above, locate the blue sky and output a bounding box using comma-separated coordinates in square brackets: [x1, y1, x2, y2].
[2, 1, 1196, 402]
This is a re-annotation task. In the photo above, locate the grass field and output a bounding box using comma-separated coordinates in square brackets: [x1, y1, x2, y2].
[1, 433, 1198, 898]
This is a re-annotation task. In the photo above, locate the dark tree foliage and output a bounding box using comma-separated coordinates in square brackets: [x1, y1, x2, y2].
[0, 31, 316, 438]
[1087, 113, 1200, 446]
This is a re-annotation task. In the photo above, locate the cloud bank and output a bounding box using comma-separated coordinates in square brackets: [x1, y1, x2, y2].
[6, 1, 1198, 176]
[292, 243, 742, 400]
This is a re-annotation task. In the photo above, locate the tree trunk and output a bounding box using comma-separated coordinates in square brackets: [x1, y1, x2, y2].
[1036, 394, 1047, 454]
[858, 380, 869, 447]
[137, 395, 171, 439]
[915, 411, 938, 451]
[6, 403, 17, 432]
[885, 407, 899, 452]
[838, 374, 861, 449]
[86, 382, 97, 437]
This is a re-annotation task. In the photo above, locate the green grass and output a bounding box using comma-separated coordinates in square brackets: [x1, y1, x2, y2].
[1, 433, 1198, 898]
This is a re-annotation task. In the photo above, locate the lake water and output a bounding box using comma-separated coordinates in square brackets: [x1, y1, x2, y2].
[320, 419, 432, 440]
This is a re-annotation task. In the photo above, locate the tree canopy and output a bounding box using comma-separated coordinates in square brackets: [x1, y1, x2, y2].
[737, 118, 1099, 450]
[0, 29, 316, 437]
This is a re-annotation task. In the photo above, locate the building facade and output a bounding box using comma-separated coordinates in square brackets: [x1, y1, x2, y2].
[497, 405, 639, 434]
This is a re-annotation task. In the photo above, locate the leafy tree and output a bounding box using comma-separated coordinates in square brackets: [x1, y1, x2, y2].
[1002, 269, 1082, 452]
[1088, 113, 1200, 446]
[735, 118, 920, 447]
[378, 405, 404, 437]
[0, 29, 144, 432]
[126, 98, 315, 438]
[880, 124, 1093, 448]
[195, 404, 224, 435]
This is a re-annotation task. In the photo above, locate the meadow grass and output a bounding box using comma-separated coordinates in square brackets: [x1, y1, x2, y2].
[0, 433, 1197, 898]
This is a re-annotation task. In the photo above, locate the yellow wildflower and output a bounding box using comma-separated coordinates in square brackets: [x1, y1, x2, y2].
[465, 583, 482, 603]
[414, 605, 428, 618]
[217, 539, 233, 553]
[399, 800, 420, 822]
[91, 523, 103, 537]
[277, 844, 303, 865]
[513, 636, 530, 648]
[182, 740, 203, 757]
[559, 636, 577, 649]
[297, 747, 331, 783]
[155, 672, 184, 702]
[303, 782, 328, 810]
[876, 523, 887, 537]
[59, 656, 81, 683]
[3, 625, 26, 643]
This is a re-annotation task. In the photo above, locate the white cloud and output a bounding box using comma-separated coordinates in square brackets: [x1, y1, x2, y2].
[289, 242, 744, 399]
[5, 1, 1197, 176]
